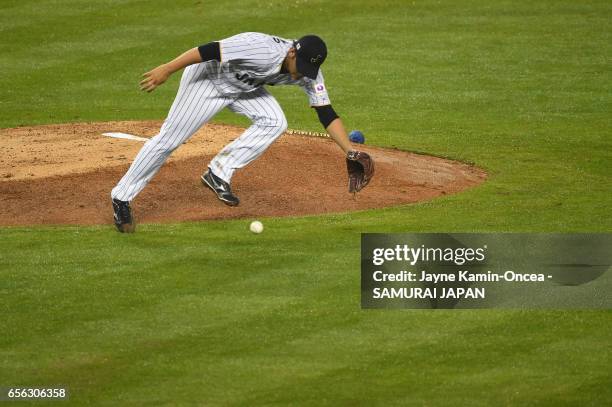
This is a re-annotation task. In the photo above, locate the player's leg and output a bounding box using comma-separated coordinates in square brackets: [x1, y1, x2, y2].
[207, 88, 288, 184]
[111, 64, 230, 202]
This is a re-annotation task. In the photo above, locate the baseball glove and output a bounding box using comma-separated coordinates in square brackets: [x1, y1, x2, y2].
[346, 150, 375, 193]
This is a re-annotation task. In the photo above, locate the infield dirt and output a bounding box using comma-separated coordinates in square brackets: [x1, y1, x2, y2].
[0, 121, 486, 226]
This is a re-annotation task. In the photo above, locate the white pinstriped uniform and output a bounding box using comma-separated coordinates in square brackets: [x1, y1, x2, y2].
[111, 32, 330, 202]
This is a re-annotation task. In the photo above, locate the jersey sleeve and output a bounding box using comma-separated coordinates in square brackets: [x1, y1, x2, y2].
[300, 70, 331, 107]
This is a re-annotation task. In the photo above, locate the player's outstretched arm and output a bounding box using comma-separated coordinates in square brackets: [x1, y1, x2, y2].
[313, 105, 353, 153]
[325, 117, 354, 154]
[140, 47, 203, 93]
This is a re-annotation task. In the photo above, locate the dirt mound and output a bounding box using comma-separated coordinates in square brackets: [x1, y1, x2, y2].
[0, 121, 486, 226]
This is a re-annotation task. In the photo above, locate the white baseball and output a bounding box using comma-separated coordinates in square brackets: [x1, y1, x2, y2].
[249, 220, 263, 234]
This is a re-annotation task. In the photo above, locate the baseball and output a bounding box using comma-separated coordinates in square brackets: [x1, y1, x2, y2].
[249, 220, 264, 234]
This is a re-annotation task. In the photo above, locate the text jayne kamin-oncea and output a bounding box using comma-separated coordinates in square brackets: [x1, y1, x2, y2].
[372, 270, 547, 283]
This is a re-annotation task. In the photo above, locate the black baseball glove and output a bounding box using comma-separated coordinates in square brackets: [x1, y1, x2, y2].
[346, 150, 375, 193]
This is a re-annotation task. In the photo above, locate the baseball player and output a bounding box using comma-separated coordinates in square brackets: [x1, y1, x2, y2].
[111, 32, 373, 233]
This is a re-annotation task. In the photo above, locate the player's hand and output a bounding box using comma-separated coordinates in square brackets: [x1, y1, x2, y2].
[140, 65, 171, 92]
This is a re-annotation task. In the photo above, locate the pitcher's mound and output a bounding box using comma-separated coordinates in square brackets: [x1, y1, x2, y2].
[0, 121, 486, 226]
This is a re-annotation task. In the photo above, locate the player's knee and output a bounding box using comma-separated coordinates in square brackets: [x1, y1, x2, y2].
[147, 137, 181, 155]
[256, 113, 287, 135]
[270, 114, 288, 135]
[167, 136, 185, 151]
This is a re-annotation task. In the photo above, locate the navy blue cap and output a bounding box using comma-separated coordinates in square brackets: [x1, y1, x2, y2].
[294, 35, 327, 79]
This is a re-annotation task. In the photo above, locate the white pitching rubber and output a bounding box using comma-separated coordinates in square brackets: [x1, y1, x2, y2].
[102, 132, 150, 142]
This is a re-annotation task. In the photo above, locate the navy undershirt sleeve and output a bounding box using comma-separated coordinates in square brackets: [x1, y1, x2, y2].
[197, 42, 221, 62]
[314, 104, 339, 128]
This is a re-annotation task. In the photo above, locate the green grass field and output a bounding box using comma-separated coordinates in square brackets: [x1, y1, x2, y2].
[1, 0, 611, 405]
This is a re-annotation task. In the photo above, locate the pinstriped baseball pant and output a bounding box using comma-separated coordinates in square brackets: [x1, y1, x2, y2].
[111, 63, 288, 202]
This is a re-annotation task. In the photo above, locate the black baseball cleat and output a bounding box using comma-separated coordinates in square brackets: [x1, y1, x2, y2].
[201, 170, 240, 206]
[112, 198, 135, 233]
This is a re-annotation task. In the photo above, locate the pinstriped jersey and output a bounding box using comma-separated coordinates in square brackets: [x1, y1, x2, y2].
[202, 32, 330, 106]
